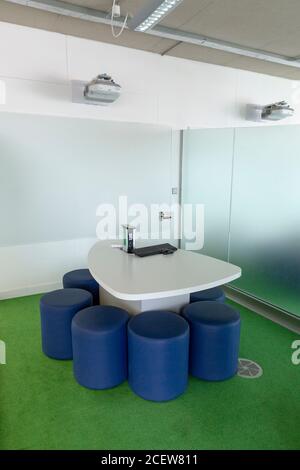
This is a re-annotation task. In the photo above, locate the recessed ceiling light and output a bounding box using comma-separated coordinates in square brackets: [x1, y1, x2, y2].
[128, 0, 183, 32]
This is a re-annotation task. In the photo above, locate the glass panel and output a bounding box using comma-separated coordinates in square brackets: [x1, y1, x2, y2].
[230, 125, 300, 317]
[181, 128, 234, 260]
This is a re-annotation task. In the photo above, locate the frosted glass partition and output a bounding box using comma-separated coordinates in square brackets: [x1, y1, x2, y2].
[181, 128, 234, 261]
[230, 126, 300, 317]
[0, 113, 173, 246]
[182, 125, 300, 318]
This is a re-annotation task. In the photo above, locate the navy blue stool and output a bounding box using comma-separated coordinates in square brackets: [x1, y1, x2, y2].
[63, 269, 99, 304]
[182, 301, 240, 381]
[40, 288, 92, 360]
[190, 287, 225, 304]
[72, 306, 129, 390]
[128, 311, 189, 402]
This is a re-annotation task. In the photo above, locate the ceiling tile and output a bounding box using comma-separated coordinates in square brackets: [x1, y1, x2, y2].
[163, 0, 300, 52]
[166, 42, 236, 66]
[59, 1, 147, 16]
[60, 0, 114, 10]
[262, 36, 300, 58]
[158, 0, 214, 29]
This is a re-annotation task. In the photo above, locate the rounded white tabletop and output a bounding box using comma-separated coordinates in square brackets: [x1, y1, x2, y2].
[88, 240, 241, 301]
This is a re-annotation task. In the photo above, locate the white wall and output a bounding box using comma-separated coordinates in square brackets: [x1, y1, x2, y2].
[1, 21, 300, 299]
[0, 113, 179, 299]
[1, 21, 300, 129]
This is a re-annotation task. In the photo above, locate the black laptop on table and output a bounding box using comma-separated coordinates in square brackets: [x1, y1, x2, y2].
[134, 243, 177, 257]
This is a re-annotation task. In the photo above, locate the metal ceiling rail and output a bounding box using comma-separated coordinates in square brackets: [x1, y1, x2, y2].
[4, 0, 300, 69]
[151, 25, 300, 68]
[4, 0, 121, 26]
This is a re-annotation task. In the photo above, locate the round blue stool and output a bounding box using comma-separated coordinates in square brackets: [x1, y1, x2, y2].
[128, 311, 189, 402]
[190, 287, 225, 304]
[63, 269, 99, 304]
[40, 288, 92, 360]
[182, 301, 240, 381]
[72, 306, 129, 390]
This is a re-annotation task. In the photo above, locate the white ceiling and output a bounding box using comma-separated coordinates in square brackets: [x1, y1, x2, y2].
[1, 0, 300, 79]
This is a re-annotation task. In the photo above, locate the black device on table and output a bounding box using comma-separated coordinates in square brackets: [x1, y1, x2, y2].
[134, 243, 177, 257]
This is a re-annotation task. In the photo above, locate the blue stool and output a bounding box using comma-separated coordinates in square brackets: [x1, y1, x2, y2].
[128, 311, 189, 402]
[63, 269, 99, 305]
[72, 306, 129, 390]
[182, 301, 240, 381]
[40, 288, 92, 360]
[190, 287, 225, 304]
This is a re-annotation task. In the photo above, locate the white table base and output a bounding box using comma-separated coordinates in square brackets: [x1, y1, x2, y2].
[100, 287, 189, 315]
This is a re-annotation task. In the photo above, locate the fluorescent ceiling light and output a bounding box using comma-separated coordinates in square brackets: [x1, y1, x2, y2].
[128, 0, 183, 32]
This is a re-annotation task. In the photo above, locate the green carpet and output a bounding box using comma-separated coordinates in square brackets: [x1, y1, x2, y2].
[0, 294, 299, 450]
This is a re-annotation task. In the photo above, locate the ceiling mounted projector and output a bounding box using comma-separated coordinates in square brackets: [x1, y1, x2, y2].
[261, 101, 294, 121]
[83, 74, 121, 105]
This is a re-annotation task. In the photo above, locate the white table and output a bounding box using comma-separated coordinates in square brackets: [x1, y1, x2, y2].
[88, 241, 241, 315]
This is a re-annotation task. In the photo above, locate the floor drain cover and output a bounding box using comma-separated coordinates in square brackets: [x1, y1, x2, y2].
[237, 358, 263, 379]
